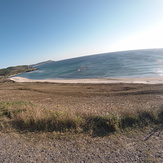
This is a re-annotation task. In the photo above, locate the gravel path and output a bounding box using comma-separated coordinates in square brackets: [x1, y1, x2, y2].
[0, 126, 162, 163]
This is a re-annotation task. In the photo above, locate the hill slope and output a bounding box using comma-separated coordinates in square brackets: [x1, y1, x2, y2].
[0, 65, 36, 78]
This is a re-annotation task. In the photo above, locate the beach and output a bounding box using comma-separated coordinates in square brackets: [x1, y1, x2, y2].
[9, 76, 163, 84]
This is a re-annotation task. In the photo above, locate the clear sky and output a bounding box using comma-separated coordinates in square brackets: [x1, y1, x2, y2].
[1, 0, 163, 68]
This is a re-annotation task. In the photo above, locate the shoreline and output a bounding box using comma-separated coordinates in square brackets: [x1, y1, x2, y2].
[9, 76, 163, 84]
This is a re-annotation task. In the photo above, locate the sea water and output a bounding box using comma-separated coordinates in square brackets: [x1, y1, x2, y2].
[17, 49, 163, 79]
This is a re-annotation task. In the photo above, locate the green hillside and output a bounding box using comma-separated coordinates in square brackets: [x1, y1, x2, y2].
[0, 65, 36, 79]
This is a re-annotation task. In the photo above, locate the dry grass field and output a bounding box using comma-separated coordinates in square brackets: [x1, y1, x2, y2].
[0, 79, 162, 136]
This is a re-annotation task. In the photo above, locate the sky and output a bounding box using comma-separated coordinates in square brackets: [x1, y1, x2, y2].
[1, 0, 163, 68]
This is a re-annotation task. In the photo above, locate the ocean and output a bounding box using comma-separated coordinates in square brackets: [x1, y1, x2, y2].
[17, 49, 163, 79]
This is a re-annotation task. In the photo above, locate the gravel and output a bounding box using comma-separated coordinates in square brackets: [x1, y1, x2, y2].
[0, 127, 162, 163]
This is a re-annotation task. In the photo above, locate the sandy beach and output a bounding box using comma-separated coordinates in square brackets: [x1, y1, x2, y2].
[9, 76, 163, 84]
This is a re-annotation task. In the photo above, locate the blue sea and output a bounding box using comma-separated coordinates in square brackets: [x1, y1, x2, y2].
[17, 49, 163, 79]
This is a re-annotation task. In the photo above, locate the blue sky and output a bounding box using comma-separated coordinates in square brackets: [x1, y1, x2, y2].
[1, 0, 163, 68]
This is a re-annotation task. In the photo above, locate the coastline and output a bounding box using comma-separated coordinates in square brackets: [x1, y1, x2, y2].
[9, 76, 163, 84]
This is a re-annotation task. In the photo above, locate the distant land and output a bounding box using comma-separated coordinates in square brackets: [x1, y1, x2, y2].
[31, 60, 54, 67]
[0, 60, 56, 79]
[0, 65, 37, 79]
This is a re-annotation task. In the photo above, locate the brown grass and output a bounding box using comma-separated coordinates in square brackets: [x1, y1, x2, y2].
[0, 81, 163, 136]
[0, 100, 162, 136]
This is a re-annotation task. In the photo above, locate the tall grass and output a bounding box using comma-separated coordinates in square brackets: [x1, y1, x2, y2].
[0, 101, 162, 136]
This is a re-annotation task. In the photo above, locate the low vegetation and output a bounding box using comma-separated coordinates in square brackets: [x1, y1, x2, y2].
[0, 101, 162, 136]
[0, 65, 36, 78]
[0, 81, 162, 137]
